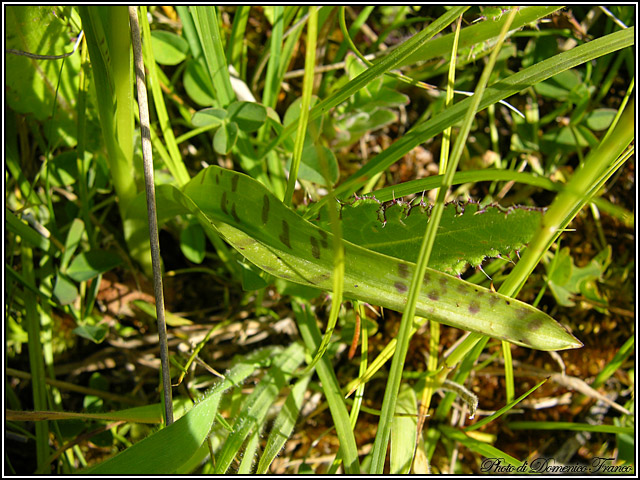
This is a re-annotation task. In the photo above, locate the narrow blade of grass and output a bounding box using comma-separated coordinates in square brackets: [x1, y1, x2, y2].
[306, 26, 634, 215]
[507, 422, 634, 435]
[256, 374, 312, 473]
[83, 347, 277, 474]
[369, 10, 518, 473]
[214, 343, 306, 473]
[464, 378, 548, 432]
[438, 425, 523, 468]
[191, 6, 235, 107]
[293, 300, 360, 474]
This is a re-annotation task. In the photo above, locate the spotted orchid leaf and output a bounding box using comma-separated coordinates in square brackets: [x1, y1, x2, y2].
[158, 166, 581, 351]
[314, 196, 544, 275]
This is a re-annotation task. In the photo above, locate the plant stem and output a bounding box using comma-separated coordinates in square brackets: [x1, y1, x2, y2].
[128, 6, 173, 426]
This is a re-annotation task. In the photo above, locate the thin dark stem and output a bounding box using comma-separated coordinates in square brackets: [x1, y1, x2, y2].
[128, 6, 173, 425]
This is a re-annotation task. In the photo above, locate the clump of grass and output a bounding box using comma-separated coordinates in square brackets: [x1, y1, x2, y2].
[5, 6, 634, 474]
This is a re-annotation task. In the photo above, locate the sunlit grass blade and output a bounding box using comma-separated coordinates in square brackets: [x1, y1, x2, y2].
[371, 169, 561, 201]
[390, 384, 418, 474]
[293, 301, 360, 474]
[283, 6, 316, 206]
[83, 347, 277, 474]
[370, 9, 518, 473]
[138, 6, 189, 186]
[305, 26, 634, 214]
[256, 374, 312, 473]
[592, 336, 634, 389]
[191, 6, 235, 107]
[226, 6, 250, 74]
[438, 425, 523, 469]
[213, 343, 305, 473]
[507, 422, 634, 435]
[464, 378, 548, 432]
[264, 6, 469, 155]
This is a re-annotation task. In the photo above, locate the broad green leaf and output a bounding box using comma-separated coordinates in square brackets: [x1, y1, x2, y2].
[213, 121, 238, 154]
[546, 246, 611, 308]
[227, 101, 267, 132]
[53, 274, 78, 305]
[180, 222, 206, 264]
[150, 30, 189, 65]
[341, 108, 397, 134]
[156, 166, 581, 351]
[282, 95, 323, 149]
[61, 218, 86, 271]
[239, 262, 268, 291]
[584, 108, 617, 131]
[315, 198, 543, 275]
[73, 324, 108, 344]
[191, 107, 227, 127]
[183, 59, 215, 106]
[368, 86, 409, 109]
[67, 250, 122, 281]
[285, 144, 339, 186]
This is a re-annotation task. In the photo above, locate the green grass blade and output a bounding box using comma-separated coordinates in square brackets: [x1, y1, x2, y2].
[256, 374, 312, 473]
[507, 422, 634, 435]
[592, 336, 634, 389]
[306, 26, 634, 214]
[138, 6, 190, 186]
[226, 6, 251, 74]
[390, 384, 417, 474]
[264, 6, 469, 155]
[83, 347, 276, 474]
[371, 169, 561, 201]
[370, 9, 517, 473]
[21, 247, 50, 468]
[283, 6, 316, 206]
[293, 301, 360, 474]
[465, 378, 548, 432]
[191, 6, 235, 107]
[439, 425, 523, 468]
[214, 343, 305, 473]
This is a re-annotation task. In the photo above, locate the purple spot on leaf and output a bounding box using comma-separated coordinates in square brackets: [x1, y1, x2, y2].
[394, 282, 408, 293]
[528, 317, 542, 331]
[231, 203, 240, 223]
[469, 300, 480, 314]
[279, 220, 292, 249]
[220, 191, 228, 215]
[262, 195, 270, 224]
[398, 263, 409, 279]
[310, 236, 320, 259]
